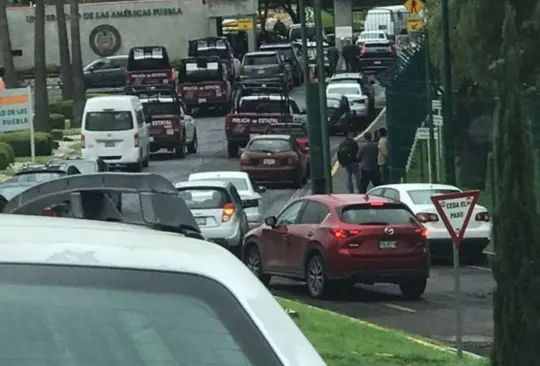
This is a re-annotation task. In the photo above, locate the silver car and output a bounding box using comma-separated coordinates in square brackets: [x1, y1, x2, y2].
[175, 180, 249, 255]
[326, 82, 369, 119]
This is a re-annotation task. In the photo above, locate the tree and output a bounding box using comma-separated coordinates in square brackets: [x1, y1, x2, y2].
[70, 0, 85, 127]
[56, 0, 72, 99]
[0, 0, 18, 88]
[490, 3, 540, 365]
[34, 0, 49, 131]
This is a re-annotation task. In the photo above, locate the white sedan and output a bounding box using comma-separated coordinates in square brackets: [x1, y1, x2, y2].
[188, 171, 266, 227]
[367, 183, 492, 264]
[0, 214, 326, 366]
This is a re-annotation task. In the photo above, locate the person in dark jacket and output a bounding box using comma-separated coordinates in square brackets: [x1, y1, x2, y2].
[342, 40, 358, 72]
[357, 131, 380, 193]
[327, 43, 339, 75]
[337, 130, 361, 193]
[273, 19, 287, 37]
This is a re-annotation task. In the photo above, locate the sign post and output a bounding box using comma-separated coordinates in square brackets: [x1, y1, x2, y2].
[404, 0, 424, 32]
[0, 87, 34, 162]
[431, 190, 480, 357]
[416, 127, 438, 183]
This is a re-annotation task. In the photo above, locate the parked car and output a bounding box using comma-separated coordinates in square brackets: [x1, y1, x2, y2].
[83, 55, 128, 89]
[259, 43, 303, 86]
[358, 39, 397, 75]
[125, 46, 175, 86]
[242, 194, 430, 299]
[326, 83, 369, 131]
[0, 214, 326, 366]
[240, 135, 309, 187]
[188, 171, 266, 228]
[325, 93, 352, 135]
[9, 162, 81, 184]
[175, 180, 250, 256]
[367, 183, 492, 264]
[48, 156, 109, 174]
[329, 72, 376, 116]
[240, 51, 293, 88]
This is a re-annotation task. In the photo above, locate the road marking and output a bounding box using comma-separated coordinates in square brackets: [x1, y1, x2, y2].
[380, 302, 417, 313]
[466, 265, 491, 272]
[331, 107, 387, 177]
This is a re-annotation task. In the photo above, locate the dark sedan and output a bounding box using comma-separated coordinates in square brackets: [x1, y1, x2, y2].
[240, 135, 309, 187]
[326, 93, 352, 135]
[83, 55, 128, 89]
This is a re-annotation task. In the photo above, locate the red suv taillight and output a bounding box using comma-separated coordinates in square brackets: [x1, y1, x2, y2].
[331, 228, 361, 239]
[81, 134, 85, 148]
[222, 203, 235, 222]
[415, 227, 429, 239]
[475, 212, 490, 222]
[134, 132, 139, 147]
[416, 212, 439, 223]
[225, 115, 233, 129]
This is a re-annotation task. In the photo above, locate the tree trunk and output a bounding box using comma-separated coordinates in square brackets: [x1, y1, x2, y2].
[282, 0, 298, 23]
[34, 0, 49, 131]
[56, 0, 72, 99]
[490, 4, 540, 365]
[259, 0, 270, 31]
[70, 0, 85, 127]
[0, 0, 19, 88]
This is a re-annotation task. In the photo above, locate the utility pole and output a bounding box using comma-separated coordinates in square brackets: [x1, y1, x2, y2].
[424, 31, 437, 182]
[441, 0, 456, 185]
[314, 0, 332, 193]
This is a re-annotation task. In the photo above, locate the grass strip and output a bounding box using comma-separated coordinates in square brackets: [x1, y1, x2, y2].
[277, 298, 489, 366]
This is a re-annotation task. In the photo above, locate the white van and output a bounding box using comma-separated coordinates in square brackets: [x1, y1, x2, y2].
[364, 6, 408, 39]
[81, 96, 150, 172]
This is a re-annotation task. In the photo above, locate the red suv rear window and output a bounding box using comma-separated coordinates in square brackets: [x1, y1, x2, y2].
[340, 204, 417, 225]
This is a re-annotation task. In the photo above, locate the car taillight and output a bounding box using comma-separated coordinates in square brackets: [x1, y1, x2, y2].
[369, 201, 385, 206]
[475, 212, 490, 222]
[134, 132, 139, 147]
[222, 203, 235, 222]
[360, 46, 366, 55]
[415, 227, 429, 238]
[416, 212, 439, 223]
[81, 134, 85, 148]
[225, 115, 233, 129]
[176, 87, 183, 96]
[126, 72, 133, 84]
[42, 207, 55, 216]
[331, 228, 361, 239]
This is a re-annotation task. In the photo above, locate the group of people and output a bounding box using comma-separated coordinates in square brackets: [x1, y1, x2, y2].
[326, 39, 363, 75]
[337, 127, 389, 194]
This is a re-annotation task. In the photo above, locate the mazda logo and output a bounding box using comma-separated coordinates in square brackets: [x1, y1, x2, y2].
[384, 227, 394, 235]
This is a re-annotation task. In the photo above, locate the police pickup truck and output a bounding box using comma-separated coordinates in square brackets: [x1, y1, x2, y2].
[177, 56, 230, 114]
[125, 46, 175, 87]
[225, 82, 306, 158]
[188, 37, 241, 81]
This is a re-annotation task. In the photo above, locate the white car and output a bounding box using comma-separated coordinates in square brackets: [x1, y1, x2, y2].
[0, 214, 325, 366]
[356, 30, 389, 45]
[326, 82, 368, 119]
[188, 171, 266, 227]
[367, 183, 492, 263]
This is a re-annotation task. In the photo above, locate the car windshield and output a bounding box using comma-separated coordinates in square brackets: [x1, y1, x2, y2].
[11, 172, 64, 183]
[0, 185, 32, 200]
[290, 26, 316, 41]
[239, 99, 284, 114]
[407, 189, 461, 205]
[84, 111, 133, 131]
[267, 126, 306, 137]
[0, 265, 282, 366]
[177, 187, 230, 209]
[340, 204, 417, 225]
[193, 47, 229, 59]
[262, 47, 294, 59]
[127, 47, 170, 71]
[248, 139, 292, 153]
[244, 55, 278, 66]
[360, 32, 385, 40]
[142, 102, 177, 116]
[328, 86, 360, 95]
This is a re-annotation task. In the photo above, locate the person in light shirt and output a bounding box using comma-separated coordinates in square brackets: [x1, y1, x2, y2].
[0, 67, 6, 90]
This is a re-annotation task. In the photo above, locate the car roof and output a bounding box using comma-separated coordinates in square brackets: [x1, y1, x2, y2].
[251, 134, 290, 140]
[245, 51, 278, 56]
[85, 95, 140, 107]
[365, 39, 390, 44]
[175, 180, 230, 189]
[0, 214, 325, 365]
[260, 43, 291, 49]
[268, 123, 304, 127]
[104, 55, 128, 60]
[241, 95, 290, 101]
[0, 181, 35, 188]
[326, 92, 344, 99]
[303, 194, 396, 207]
[331, 73, 363, 80]
[328, 83, 360, 89]
[189, 171, 249, 180]
[374, 183, 461, 192]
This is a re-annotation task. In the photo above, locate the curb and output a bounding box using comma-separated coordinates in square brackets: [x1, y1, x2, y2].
[279, 297, 486, 360]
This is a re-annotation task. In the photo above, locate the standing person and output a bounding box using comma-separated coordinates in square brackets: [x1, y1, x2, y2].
[273, 19, 287, 37]
[350, 42, 360, 72]
[342, 40, 356, 72]
[378, 128, 389, 184]
[357, 131, 380, 193]
[337, 130, 361, 194]
[327, 43, 339, 75]
[0, 67, 6, 90]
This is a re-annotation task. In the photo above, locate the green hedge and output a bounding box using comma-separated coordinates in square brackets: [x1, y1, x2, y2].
[50, 129, 64, 141]
[49, 113, 66, 130]
[49, 100, 73, 120]
[0, 131, 54, 157]
[17, 65, 61, 79]
[0, 142, 15, 170]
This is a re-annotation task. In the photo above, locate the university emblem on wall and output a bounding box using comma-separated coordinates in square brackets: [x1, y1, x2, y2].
[89, 24, 122, 57]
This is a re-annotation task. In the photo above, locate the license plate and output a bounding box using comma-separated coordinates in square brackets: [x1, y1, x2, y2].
[195, 217, 206, 225]
[263, 159, 275, 165]
[379, 241, 396, 249]
[166, 129, 174, 135]
[198, 98, 207, 103]
[374, 61, 382, 65]
[104, 141, 115, 147]
[149, 137, 154, 142]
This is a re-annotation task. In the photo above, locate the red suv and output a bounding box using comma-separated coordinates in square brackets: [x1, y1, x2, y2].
[242, 194, 429, 299]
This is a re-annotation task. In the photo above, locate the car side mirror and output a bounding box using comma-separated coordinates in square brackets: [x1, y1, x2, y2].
[264, 216, 277, 227]
[301, 107, 307, 114]
[256, 185, 267, 194]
